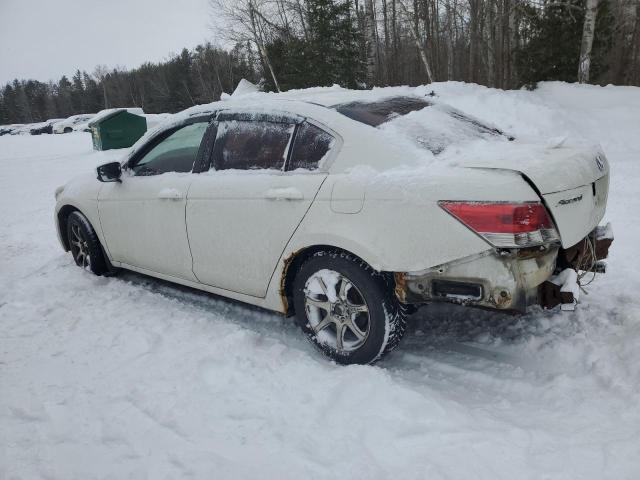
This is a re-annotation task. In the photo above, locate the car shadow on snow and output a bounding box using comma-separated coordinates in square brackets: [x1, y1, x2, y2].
[393, 304, 540, 366]
[113, 268, 573, 371]
[114, 270, 310, 347]
[408, 303, 543, 345]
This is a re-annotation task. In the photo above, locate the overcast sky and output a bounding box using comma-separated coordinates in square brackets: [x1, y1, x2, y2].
[0, 0, 213, 85]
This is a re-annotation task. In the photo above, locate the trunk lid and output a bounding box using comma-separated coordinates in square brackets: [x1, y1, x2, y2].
[460, 142, 610, 247]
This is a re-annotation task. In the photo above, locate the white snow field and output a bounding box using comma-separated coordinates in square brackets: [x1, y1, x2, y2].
[2, 82, 640, 479]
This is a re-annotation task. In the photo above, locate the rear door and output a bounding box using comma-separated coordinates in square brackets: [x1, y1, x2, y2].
[186, 113, 335, 297]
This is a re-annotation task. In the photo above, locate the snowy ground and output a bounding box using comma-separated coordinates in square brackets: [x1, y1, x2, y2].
[2, 82, 640, 479]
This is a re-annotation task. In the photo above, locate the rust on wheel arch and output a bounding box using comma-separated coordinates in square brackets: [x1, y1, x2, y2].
[279, 249, 302, 315]
[394, 272, 408, 303]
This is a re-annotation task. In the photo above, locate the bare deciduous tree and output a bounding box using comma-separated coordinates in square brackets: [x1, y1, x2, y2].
[578, 0, 600, 83]
[364, 0, 379, 83]
[397, 0, 434, 82]
[210, 0, 282, 91]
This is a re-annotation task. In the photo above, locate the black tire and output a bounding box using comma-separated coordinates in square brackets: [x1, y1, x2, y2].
[66, 211, 108, 275]
[292, 250, 407, 365]
[63, 127, 72, 133]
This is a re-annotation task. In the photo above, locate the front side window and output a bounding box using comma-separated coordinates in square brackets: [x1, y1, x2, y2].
[132, 122, 208, 176]
[213, 120, 295, 171]
[287, 122, 334, 171]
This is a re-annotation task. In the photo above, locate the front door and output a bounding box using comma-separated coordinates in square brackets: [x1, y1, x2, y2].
[186, 116, 335, 297]
[98, 121, 210, 281]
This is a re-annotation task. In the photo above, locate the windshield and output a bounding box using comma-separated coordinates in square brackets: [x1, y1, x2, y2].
[332, 96, 512, 154]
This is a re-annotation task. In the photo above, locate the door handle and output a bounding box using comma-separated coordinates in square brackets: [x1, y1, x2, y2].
[264, 187, 304, 201]
[157, 188, 183, 200]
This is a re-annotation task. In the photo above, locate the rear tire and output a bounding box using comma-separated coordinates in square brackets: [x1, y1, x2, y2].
[63, 127, 72, 133]
[66, 211, 108, 275]
[292, 251, 406, 365]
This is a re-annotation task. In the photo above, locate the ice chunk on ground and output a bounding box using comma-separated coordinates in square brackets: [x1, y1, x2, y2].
[550, 268, 580, 311]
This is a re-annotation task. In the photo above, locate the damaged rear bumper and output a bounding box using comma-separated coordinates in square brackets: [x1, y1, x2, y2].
[394, 224, 613, 313]
[538, 223, 613, 310]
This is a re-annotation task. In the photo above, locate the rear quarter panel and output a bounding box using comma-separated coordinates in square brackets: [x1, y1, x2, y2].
[283, 167, 541, 274]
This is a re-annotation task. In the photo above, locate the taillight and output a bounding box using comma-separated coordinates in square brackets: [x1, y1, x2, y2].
[439, 201, 560, 248]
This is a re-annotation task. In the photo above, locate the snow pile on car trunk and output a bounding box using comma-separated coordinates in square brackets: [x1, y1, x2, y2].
[1, 81, 640, 479]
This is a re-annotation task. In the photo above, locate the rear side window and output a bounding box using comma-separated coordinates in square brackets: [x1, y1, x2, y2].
[287, 122, 334, 171]
[213, 120, 294, 171]
[132, 122, 208, 176]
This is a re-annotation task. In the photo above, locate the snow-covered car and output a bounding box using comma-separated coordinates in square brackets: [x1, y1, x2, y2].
[8, 123, 37, 135]
[0, 124, 20, 136]
[54, 90, 613, 364]
[30, 118, 65, 135]
[53, 114, 95, 134]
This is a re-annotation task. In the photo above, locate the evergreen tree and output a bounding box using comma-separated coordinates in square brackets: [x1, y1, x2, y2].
[0, 96, 6, 124]
[71, 70, 86, 112]
[82, 72, 102, 113]
[13, 80, 33, 123]
[2, 84, 18, 123]
[265, 0, 364, 90]
[56, 76, 74, 117]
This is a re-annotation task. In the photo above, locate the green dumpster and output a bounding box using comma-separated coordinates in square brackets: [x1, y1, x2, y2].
[89, 109, 147, 150]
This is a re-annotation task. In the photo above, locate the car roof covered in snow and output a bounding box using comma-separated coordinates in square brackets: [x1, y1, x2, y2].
[127, 82, 512, 172]
[58, 113, 95, 125]
[167, 83, 434, 121]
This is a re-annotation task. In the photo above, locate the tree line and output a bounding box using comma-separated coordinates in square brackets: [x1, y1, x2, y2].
[2, 0, 638, 125]
[215, 0, 639, 90]
[0, 44, 258, 125]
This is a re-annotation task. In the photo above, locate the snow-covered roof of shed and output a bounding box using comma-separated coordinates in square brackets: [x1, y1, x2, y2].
[88, 107, 144, 127]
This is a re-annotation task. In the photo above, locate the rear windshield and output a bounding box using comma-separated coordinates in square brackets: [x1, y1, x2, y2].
[333, 96, 431, 127]
[332, 96, 511, 154]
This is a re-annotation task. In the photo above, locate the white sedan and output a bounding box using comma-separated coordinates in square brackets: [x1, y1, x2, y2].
[53, 114, 95, 134]
[54, 91, 612, 364]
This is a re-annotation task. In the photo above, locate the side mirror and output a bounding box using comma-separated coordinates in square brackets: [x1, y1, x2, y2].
[97, 162, 122, 183]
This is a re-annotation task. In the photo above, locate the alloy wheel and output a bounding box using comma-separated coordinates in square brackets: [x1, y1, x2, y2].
[304, 269, 370, 353]
[69, 223, 91, 269]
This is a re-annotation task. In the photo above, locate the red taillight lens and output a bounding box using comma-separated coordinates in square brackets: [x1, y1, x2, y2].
[439, 201, 559, 248]
[439, 202, 553, 233]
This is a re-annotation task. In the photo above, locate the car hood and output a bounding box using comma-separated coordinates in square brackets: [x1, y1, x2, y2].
[453, 140, 608, 194]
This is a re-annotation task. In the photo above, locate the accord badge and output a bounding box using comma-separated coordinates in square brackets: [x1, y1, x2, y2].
[558, 194, 583, 206]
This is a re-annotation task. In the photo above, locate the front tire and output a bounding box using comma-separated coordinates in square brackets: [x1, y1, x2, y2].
[292, 251, 406, 365]
[66, 211, 108, 275]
